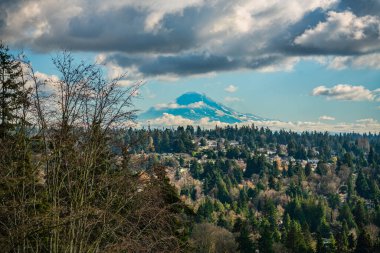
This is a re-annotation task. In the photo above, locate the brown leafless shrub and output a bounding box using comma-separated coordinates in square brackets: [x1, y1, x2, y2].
[0, 51, 191, 253]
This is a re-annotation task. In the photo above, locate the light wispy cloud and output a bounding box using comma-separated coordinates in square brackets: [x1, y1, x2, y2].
[154, 101, 206, 110]
[224, 85, 238, 93]
[144, 88, 156, 99]
[312, 84, 380, 101]
[319, 115, 335, 121]
[356, 118, 378, 124]
[224, 96, 241, 102]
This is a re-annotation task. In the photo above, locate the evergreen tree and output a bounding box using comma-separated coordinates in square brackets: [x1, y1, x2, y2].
[329, 233, 337, 253]
[0, 43, 29, 138]
[305, 162, 312, 177]
[282, 213, 291, 242]
[353, 200, 369, 228]
[318, 218, 331, 238]
[336, 224, 349, 253]
[369, 179, 380, 202]
[347, 173, 355, 200]
[238, 189, 249, 212]
[339, 203, 357, 229]
[173, 138, 186, 153]
[189, 159, 203, 179]
[316, 232, 324, 253]
[286, 220, 310, 253]
[356, 170, 370, 199]
[355, 230, 373, 253]
[368, 147, 375, 166]
[258, 219, 274, 253]
[236, 221, 254, 253]
[348, 232, 357, 251]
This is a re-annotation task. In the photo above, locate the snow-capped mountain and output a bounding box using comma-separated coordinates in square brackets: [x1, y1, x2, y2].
[139, 92, 269, 124]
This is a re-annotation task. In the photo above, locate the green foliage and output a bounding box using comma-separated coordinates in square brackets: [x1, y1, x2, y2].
[338, 203, 357, 229]
[236, 220, 254, 253]
[355, 230, 373, 253]
[356, 170, 371, 199]
[0, 43, 30, 137]
[285, 197, 326, 232]
[353, 200, 369, 228]
[285, 220, 312, 253]
[336, 223, 350, 253]
[258, 219, 274, 253]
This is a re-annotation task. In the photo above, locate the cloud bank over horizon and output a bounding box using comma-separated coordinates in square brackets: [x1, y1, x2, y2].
[140, 112, 380, 134]
[2, 0, 380, 78]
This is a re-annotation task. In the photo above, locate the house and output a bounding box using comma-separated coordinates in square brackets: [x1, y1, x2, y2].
[206, 140, 217, 148]
[229, 141, 239, 146]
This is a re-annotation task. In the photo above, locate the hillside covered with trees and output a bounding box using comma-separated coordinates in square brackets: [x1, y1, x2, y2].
[125, 125, 380, 252]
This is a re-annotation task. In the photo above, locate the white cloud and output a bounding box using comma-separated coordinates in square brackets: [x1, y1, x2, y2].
[148, 113, 194, 126]
[188, 101, 206, 108]
[224, 96, 241, 102]
[256, 57, 300, 73]
[215, 110, 225, 116]
[199, 117, 228, 128]
[319, 115, 335, 121]
[245, 119, 380, 133]
[96, 55, 145, 86]
[24, 71, 60, 96]
[356, 118, 378, 124]
[295, 11, 380, 54]
[154, 103, 184, 109]
[154, 101, 206, 110]
[312, 84, 380, 101]
[224, 84, 238, 93]
[327, 54, 380, 70]
[144, 116, 380, 133]
[34, 71, 59, 83]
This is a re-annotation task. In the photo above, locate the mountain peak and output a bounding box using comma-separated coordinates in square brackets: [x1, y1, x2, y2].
[176, 92, 208, 105]
[139, 92, 269, 125]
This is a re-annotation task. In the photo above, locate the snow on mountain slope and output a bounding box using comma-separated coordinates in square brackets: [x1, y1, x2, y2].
[139, 92, 269, 125]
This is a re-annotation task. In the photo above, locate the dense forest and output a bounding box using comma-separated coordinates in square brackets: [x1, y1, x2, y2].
[1, 43, 380, 252]
[124, 125, 380, 252]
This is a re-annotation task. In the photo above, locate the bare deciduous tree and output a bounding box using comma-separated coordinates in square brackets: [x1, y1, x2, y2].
[0, 50, 191, 253]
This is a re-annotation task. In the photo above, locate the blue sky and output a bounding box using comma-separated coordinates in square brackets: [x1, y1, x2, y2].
[136, 61, 380, 123]
[2, 0, 380, 131]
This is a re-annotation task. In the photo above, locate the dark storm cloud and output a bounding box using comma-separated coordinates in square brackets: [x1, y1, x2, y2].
[0, 0, 29, 32]
[106, 53, 291, 76]
[138, 54, 238, 75]
[2, 0, 380, 76]
[34, 6, 200, 54]
[104, 54, 145, 67]
[105, 53, 239, 76]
